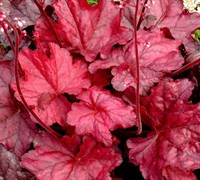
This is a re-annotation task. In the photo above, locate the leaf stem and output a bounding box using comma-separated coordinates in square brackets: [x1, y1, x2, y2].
[137, 0, 148, 30]
[170, 52, 200, 77]
[3, 18, 62, 140]
[134, 0, 142, 134]
[1, 23, 23, 73]
[33, 0, 63, 48]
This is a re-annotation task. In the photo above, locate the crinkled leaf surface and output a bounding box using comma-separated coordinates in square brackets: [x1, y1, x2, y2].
[35, 0, 131, 61]
[36, 94, 71, 126]
[88, 46, 124, 74]
[127, 78, 200, 180]
[141, 0, 200, 53]
[0, 110, 37, 157]
[67, 86, 136, 145]
[0, 61, 37, 157]
[1, 0, 200, 179]
[111, 30, 183, 95]
[13, 43, 90, 125]
[0, 144, 34, 180]
[21, 133, 122, 180]
[162, 166, 196, 180]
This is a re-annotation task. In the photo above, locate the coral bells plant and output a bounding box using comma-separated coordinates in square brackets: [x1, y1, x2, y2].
[1, 0, 200, 179]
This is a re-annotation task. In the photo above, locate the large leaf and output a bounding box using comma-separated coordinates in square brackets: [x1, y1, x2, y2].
[21, 133, 122, 180]
[111, 30, 183, 95]
[67, 86, 136, 145]
[141, 0, 200, 53]
[127, 78, 200, 179]
[12, 43, 90, 125]
[35, 0, 132, 61]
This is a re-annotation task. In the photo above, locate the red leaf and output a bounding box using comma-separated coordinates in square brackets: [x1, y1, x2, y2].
[36, 95, 71, 126]
[141, 0, 200, 53]
[13, 43, 90, 125]
[67, 86, 136, 145]
[111, 30, 183, 95]
[0, 0, 53, 29]
[127, 78, 200, 179]
[0, 144, 34, 179]
[88, 46, 124, 74]
[35, 0, 131, 61]
[21, 133, 122, 180]
[162, 166, 196, 180]
[0, 110, 37, 157]
[0, 61, 36, 157]
[0, 61, 15, 119]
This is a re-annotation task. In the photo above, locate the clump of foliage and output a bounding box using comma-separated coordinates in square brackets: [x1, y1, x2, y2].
[1, 0, 200, 179]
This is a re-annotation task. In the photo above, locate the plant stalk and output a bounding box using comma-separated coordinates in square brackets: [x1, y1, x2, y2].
[3, 18, 62, 140]
[134, 0, 142, 134]
[33, 0, 63, 48]
[170, 51, 200, 77]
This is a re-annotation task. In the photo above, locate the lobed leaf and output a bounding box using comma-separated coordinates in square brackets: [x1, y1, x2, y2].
[141, 0, 200, 53]
[127, 78, 200, 179]
[12, 43, 90, 125]
[21, 133, 122, 180]
[35, 0, 131, 61]
[67, 86, 136, 145]
[111, 30, 183, 95]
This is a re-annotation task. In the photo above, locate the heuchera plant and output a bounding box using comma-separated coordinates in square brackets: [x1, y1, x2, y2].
[1, 0, 200, 179]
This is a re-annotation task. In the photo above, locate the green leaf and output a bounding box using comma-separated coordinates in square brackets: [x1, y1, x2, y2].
[192, 29, 200, 42]
[87, 0, 99, 6]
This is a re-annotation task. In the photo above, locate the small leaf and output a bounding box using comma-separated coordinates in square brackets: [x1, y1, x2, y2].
[87, 0, 99, 6]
